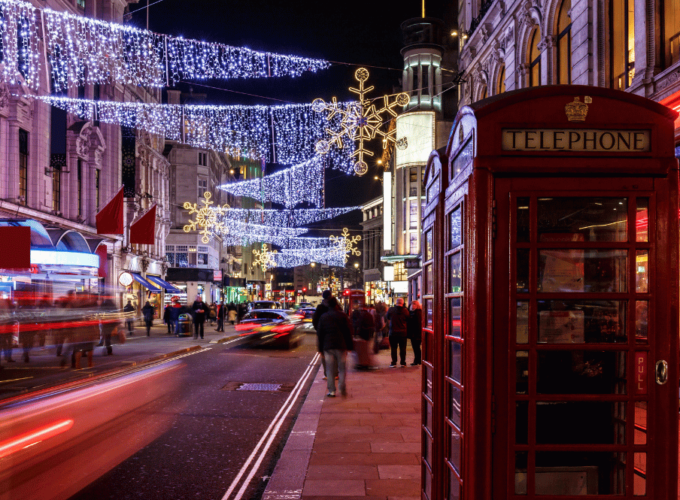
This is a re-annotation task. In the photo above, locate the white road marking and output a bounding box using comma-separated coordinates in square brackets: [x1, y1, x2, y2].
[221, 352, 320, 500]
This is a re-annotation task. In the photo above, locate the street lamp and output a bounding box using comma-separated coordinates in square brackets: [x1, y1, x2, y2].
[310, 262, 316, 267]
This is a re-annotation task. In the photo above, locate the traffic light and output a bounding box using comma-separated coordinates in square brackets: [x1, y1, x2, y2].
[302, 287, 307, 293]
[343, 289, 350, 296]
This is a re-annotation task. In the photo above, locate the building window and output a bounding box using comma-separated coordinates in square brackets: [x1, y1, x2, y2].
[410, 232, 419, 255]
[410, 169, 418, 197]
[610, 0, 635, 89]
[528, 27, 542, 87]
[556, 0, 572, 84]
[198, 253, 208, 265]
[77, 159, 83, 217]
[198, 152, 208, 166]
[18, 129, 28, 206]
[52, 166, 61, 212]
[198, 178, 208, 199]
[176, 245, 188, 267]
[421, 65, 430, 96]
[663, 0, 680, 67]
[410, 200, 419, 230]
[76, 0, 85, 8]
[497, 64, 506, 94]
[95, 168, 100, 211]
[166, 253, 175, 266]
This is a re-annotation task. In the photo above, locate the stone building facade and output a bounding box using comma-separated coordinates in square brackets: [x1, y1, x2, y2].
[457, 0, 680, 132]
[0, 0, 170, 311]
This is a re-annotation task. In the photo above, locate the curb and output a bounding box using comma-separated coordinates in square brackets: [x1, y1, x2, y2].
[209, 334, 240, 344]
[262, 361, 326, 500]
[0, 345, 206, 408]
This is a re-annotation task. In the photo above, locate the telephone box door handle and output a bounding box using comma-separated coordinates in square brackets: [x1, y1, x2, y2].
[656, 360, 668, 385]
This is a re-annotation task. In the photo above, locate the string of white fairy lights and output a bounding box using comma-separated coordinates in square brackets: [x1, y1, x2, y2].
[0, 0, 330, 90]
[33, 95, 355, 169]
[218, 157, 325, 208]
[220, 207, 359, 227]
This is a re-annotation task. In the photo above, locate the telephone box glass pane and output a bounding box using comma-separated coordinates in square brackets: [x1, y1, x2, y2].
[426, 264, 433, 294]
[538, 249, 627, 293]
[517, 197, 530, 242]
[517, 301, 529, 344]
[516, 401, 528, 444]
[426, 299, 433, 327]
[423, 431, 433, 468]
[537, 351, 627, 394]
[634, 402, 647, 445]
[450, 341, 462, 382]
[634, 453, 646, 495]
[425, 230, 433, 261]
[449, 427, 462, 473]
[635, 301, 648, 342]
[450, 384, 462, 429]
[516, 351, 529, 394]
[537, 197, 628, 242]
[449, 470, 461, 500]
[425, 364, 433, 399]
[636, 198, 648, 242]
[450, 298, 462, 338]
[515, 452, 528, 495]
[450, 252, 462, 293]
[536, 401, 626, 444]
[451, 207, 462, 248]
[635, 250, 649, 292]
[535, 452, 626, 494]
[517, 248, 530, 293]
[537, 300, 627, 343]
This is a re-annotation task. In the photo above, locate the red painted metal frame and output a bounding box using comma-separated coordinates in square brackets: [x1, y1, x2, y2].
[422, 86, 679, 500]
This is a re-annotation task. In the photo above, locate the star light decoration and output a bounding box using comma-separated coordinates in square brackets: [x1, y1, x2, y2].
[312, 68, 411, 175]
[183, 191, 229, 244]
[330, 228, 361, 264]
[253, 244, 278, 272]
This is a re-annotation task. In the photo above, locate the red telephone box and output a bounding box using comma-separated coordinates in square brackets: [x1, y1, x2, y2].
[421, 86, 679, 499]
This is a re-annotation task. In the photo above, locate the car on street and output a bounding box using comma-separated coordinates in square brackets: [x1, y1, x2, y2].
[236, 309, 304, 349]
[249, 301, 282, 311]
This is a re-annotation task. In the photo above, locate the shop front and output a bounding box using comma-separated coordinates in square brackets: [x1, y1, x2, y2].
[421, 87, 679, 499]
[165, 268, 216, 305]
[223, 277, 247, 304]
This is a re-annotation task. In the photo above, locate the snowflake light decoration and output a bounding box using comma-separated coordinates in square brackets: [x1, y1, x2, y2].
[313, 68, 410, 176]
[253, 244, 278, 271]
[183, 191, 229, 244]
[330, 228, 361, 264]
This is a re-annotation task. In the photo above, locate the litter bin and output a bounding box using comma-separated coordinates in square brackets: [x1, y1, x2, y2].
[177, 313, 193, 336]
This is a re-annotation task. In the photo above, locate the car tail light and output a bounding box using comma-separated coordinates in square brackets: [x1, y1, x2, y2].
[235, 323, 255, 331]
[0, 419, 74, 459]
[272, 324, 295, 338]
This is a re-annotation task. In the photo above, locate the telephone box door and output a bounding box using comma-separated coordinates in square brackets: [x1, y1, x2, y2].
[492, 177, 678, 499]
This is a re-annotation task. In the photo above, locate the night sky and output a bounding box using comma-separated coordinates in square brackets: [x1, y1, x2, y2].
[128, 0, 452, 227]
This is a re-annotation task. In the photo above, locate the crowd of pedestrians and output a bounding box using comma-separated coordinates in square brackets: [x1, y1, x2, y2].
[312, 289, 423, 398]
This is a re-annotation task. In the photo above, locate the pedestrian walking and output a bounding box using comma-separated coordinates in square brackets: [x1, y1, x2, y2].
[312, 290, 337, 380]
[237, 302, 247, 324]
[216, 301, 225, 332]
[209, 303, 217, 325]
[386, 298, 410, 367]
[227, 302, 237, 325]
[371, 302, 386, 353]
[407, 300, 423, 366]
[317, 297, 354, 397]
[351, 301, 376, 370]
[163, 303, 173, 334]
[99, 297, 118, 356]
[142, 301, 154, 336]
[123, 299, 135, 336]
[169, 297, 183, 336]
[191, 295, 207, 339]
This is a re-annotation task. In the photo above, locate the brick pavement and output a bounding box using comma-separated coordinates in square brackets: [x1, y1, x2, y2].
[264, 345, 422, 500]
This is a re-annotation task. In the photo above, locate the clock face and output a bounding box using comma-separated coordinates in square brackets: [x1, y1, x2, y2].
[119, 272, 133, 287]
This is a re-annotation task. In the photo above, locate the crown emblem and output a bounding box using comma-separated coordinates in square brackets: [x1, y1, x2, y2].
[565, 97, 590, 122]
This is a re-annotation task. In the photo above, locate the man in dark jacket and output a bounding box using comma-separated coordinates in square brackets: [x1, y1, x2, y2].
[386, 298, 410, 367]
[191, 295, 207, 339]
[351, 301, 376, 370]
[163, 303, 173, 334]
[216, 300, 225, 332]
[313, 290, 334, 380]
[142, 301, 154, 336]
[123, 299, 135, 336]
[407, 300, 423, 366]
[317, 297, 354, 397]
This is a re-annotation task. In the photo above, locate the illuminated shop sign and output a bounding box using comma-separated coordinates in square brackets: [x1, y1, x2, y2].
[396, 112, 435, 168]
[31, 250, 99, 268]
[502, 129, 651, 152]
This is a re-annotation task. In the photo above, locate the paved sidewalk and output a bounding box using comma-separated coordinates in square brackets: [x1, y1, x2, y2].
[264, 346, 422, 500]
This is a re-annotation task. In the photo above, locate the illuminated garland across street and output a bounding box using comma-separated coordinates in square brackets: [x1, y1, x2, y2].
[0, 0, 331, 90]
[220, 207, 360, 227]
[218, 157, 324, 208]
[0, 0, 41, 87]
[272, 248, 346, 268]
[35, 96, 354, 168]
